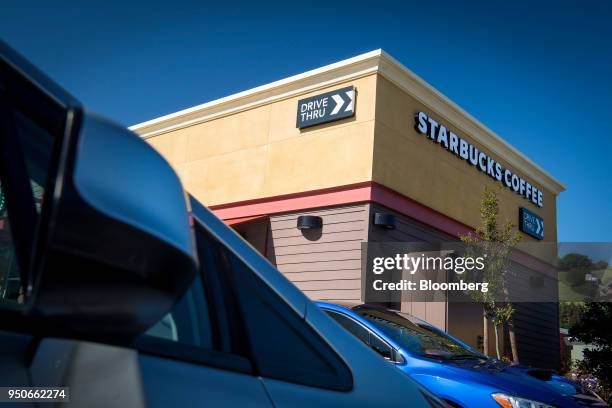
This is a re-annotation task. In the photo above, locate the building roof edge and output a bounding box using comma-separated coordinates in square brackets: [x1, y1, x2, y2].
[130, 49, 565, 194]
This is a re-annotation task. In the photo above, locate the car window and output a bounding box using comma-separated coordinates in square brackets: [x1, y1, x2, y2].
[11, 109, 52, 213]
[369, 332, 394, 360]
[325, 309, 395, 361]
[354, 307, 479, 360]
[0, 191, 20, 302]
[195, 223, 353, 391]
[0, 95, 54, 305]
[139, 221, 354, 389]
[136, 225, 254, 374]
[325, 310, 369, 344]
[144, 274, 212, 348]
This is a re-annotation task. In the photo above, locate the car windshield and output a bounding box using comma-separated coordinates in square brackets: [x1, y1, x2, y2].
[353, 306, 482, 360]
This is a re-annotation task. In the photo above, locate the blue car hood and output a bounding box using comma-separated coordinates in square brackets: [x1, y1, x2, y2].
[405, 356, 577, 407]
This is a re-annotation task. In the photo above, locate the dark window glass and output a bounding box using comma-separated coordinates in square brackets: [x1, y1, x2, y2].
[0, 97, 54, 304]
[325, 310, 369, 344]
[12, 109, 52, 213]
[355, 307, 480, 360]
[144, 274, 213, 349]
[325, 309, 395, 361]
[0, 201, 20, 302]
[369, 332, 393, 360]
[195, 224, 352, 391]
[136, 230, 253, 374]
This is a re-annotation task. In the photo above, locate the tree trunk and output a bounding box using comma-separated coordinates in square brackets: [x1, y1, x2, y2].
[508, 316, 519, 364]
[483, 308, 489, 356]
[494, 324, 501, 359]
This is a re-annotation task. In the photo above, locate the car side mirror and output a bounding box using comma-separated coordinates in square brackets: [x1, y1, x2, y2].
[1, 41, 197, 340]
[27, 112, 197, 340]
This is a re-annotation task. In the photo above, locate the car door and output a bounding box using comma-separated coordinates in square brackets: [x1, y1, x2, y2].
[186, 200, 433, 407]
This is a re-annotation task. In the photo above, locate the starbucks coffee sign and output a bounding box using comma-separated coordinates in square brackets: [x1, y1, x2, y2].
[414, 111, 544, 208]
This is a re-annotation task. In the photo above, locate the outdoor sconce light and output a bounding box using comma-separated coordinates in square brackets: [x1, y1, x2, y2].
[297, 215, 322, 230]
[373, 212, 396, 230]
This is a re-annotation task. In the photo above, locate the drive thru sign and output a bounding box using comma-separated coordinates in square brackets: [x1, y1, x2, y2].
[519, 207, 544, 240]
[296, 86, 355, 128]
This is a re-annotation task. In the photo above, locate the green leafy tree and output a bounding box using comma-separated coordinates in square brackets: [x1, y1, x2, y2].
[567, 268, 587, 287]
[559, 253, 593, 288]
[593, 261, 609, 271]
[460, 187, 521, 362]
[559, 253, 593, 271]
[560, 302, 585, 329]
[570, 302, 612, 403]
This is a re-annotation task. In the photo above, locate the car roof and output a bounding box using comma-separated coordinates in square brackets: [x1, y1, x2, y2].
[315, 301, 452, 338]
[316, 300, 361, 309]
[315, 301, 426, 323]
[1, 40, 80, 109]
[314, 302, 400, 346]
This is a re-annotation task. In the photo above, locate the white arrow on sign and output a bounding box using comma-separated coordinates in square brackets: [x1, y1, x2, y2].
[330, 90, 355, 115]
[535, 218, 543, 236]
[345, 89, 354, 111]
[331, 94, 344, 115]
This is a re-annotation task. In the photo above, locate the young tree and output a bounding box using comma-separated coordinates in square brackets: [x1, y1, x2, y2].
[460, 187, 521, 362]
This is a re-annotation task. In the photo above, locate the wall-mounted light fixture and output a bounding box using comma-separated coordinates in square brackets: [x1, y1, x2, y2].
[297, 215, 323, 230]
[373, 212, 396, 230]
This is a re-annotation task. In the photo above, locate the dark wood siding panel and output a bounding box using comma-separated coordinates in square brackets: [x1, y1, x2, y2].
[301, 289, 362, 301]
[447, 302, 486, 350]
[366, 203, 453, 329]
[507, 261, 558, 302]
[366, 203, 559, 369]
[271, 231, 365, 246]
[400, 301, 447, 330]
[268, 204, 369, 302]
[276, 250, 362, 267]
[368, 203, 455, 243]
[294, 279, 362, 291]
[271, 208, 368, 228]
[504, 261, 560, 369]
[511, 302, 560, 370]
[283, 269, 359, 282]
[277, 259, 363, 273]
[274, 240, 362, 256]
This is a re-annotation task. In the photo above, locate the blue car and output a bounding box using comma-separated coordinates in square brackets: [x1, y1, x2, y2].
[316, 302, 607, 408]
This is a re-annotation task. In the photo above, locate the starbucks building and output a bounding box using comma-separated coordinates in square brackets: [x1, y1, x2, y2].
[131, 50, 565, 369]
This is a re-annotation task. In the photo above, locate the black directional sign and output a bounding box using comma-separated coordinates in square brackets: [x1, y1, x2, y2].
[296, 86, 355, 128]
[519, 207, 544, 240]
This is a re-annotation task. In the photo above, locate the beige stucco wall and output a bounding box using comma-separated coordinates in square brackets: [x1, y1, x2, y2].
[146, 74, 378, 207]
[145, 70, 559, 262]
[372, 76, 558, 251]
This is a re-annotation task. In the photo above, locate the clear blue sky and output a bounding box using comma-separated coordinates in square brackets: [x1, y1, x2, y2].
[2, 0, 610, 242]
